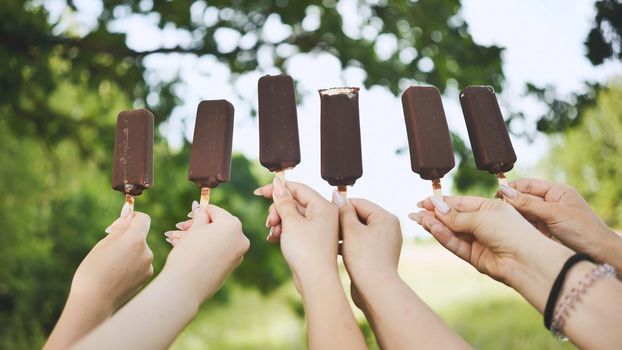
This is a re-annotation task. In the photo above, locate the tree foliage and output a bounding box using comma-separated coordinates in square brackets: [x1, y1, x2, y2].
[0, 0, 507, 348]
[526, 0, 622, 135]
[545, 82, 622, 227]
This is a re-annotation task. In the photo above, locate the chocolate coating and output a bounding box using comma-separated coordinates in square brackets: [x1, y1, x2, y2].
[459, 86, 516, 174]
[188, 100, 234, 188]
[401, 86, 455, 180]
[112, 109, 154, 196]
[258, 74, 301, 172]
[319, 87, 363, 187]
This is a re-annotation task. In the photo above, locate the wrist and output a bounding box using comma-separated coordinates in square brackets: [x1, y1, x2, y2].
[67, 288, 114, 318]
[597, 228, 622, 268]
[507, 238, 574, 313]
[158, 265, 203, 311]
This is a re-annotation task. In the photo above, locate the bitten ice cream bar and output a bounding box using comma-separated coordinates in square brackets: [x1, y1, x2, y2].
[319, 87, 363, 196]
[111, 108, 154, 212]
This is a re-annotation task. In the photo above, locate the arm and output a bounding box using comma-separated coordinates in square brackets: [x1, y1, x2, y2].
[73, 203, 249, 350]
[337, 197, 469, 349]
[44, 210, 153, 350]
[257, 179, 367, 350]
[499, 178, 622, 272]
[413, 195, 622, 350]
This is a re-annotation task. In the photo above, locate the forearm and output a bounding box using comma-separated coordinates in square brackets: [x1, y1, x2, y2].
[44, 295, 112, 350]
[72, 268, 200, 350]
[509, 239, 622, 349]
[298, 266, 367, 350]
[356, 274, 470, 349]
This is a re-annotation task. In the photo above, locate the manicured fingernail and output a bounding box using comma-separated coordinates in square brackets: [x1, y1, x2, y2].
[499, 184, 517, 199]
[416, 201, 424, 208]
[272, 177, 287, 198]
[120, 202, 131, 218]
[175, 222, 185, 230]
[265, 216, 271, 228]
[332, 190, 348, 208]
[408, 212, 422, 224]
[430, 195, 449, 215]
[253, 188, 262, 196]
[266, 227, 273, 241]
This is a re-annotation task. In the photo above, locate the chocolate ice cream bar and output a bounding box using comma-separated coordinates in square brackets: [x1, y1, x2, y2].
[112, 109, 154, 196]
[258, 74, 301, 173]
[402, 86, 455, 182]
[319, 87, 363, 189]
[459, 86, 516, 175]
[188, 100, 234, 189]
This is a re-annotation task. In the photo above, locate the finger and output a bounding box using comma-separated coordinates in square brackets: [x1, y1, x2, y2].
[498, 185, 555, 222]
[427, 199, 480, 233]
[165, 237, 180, 246]
[175, 219, 193, 231]
[267, 224, 282, 243]
[508, 178, 555, 198]
[205, 204, 233, 223]
[420, 195, 488, 213]
[266, 204, 281, 227]
[418, 212, 472, 262]
[334, 191, 363, 232]
[272, 178, 304, 222]
[189, 201, 211, 228]
[347, 198, 392, 225]
[258, 180, 327, 209]
[164, 230, 185, 239]
[120, 212, 151, 241]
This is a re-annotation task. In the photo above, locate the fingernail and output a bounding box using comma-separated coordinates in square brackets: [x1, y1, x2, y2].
[430, 195, 449, 215]
[416, 201, 424, 208]
[332, 190, 347, 208]
[499, 184, 517, 199]
[272, 177, 287, 198]
[120, 202, 131, 218]
[175, 222, 185, 230]
[266, 227, 273, 241]
[408, 212, 422, 224]
[265, 216, 270, 228]
[253, 188, 262, 196]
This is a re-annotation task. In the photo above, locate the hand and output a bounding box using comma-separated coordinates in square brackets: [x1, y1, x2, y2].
[70, 210, 153, 313]
[162, 202, 250, 303]
[254, 178, 340, 281]
[335, 196, 403, 307]
[498, 178, 622, 269]
[44, 209, 153, 350]
[411, 195, 573, 312]
[255, 180, 366, 350]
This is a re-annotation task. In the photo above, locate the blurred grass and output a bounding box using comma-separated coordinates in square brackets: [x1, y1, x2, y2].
[171, 240, 576, 349]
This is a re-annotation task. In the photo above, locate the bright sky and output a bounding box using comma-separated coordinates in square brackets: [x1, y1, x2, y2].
[48, 0, 622, 237]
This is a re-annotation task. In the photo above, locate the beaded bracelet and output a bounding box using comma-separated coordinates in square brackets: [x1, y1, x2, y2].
[550, 263, 617, 340]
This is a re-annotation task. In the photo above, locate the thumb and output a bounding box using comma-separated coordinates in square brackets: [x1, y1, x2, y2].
[430, 196, 478, 233]
[333, 190, 361, 230]
[499, 184, 554, 221]
[272, 177, 302, 222]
